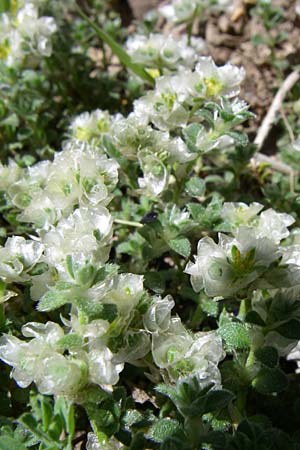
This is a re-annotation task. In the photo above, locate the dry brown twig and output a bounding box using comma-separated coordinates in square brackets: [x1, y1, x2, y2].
[251, 69, 300, 178]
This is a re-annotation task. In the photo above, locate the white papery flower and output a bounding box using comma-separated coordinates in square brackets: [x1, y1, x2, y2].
[144, 295, 175, 333]
[159, 0, 201, 23]
[0, 160, 24, 191]
[221, 203, 295, 244]
[70, 109, 111, 143]
[167, 136, 196, 163]
[287, 341, 300, 373]
[159, 0, 231, 24]
[282, 245, 300, 267]
[0, 3, 57, 66]
[0, 236, 44, 283]
[0, 322, 88, 395]
[126, 33, 205, 70]
[138, 150, 169, 196]
[86, 433, 124, 450]
[102, 273, 144, 318]
[195, 57, 245, 98]
[152, 316, 224, 385]
[0, 317, 127, 394]
[88, 347, 124, 386]
[134, 88, 189, 131]
[42, 206, 113, 272]
[185, 227, 280, 297]
[221, 202, 264, 227]
[3, 141, 118, 229]
[256, 209, 295, 244]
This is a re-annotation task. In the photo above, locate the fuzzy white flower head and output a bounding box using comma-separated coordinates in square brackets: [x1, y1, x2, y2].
[0, 236, 44, 283]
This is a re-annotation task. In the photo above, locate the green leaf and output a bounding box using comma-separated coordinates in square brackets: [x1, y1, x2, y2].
[146, 419, 181, 443]
[41, 398, 52, 432]
[168, 237, 191, 258]
[55, 334, 83, 351]
[183, 123, 204, 152]
[27, 262, 48, 276]
[202, 389, 235, 414]
[252, 367, 288, 394]
[275, 319, 300, 339]
[0, 0, 10, 14]
[75, 298, 118, 323]
[226, 131, 249, 146]
[75, 264, 96, 287]
[0, 437, 27, 450]
[144, 272, 165, 294]
[245, 311, 266, 327]
[67, 403, 75, 438]
[185, 177, 205, 197]
[37, 289, 69, 312]
[75, 4, 154, 85]
[66, 255, 75, 279]
[187, 203, 205, 220]
[18, 414, 54, 445]
[218, 322, 251, 349]
[255, 346, 278, 369]
[155, 384, 179, 405]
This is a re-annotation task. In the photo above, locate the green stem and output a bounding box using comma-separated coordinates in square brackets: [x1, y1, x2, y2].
[0, 303, 4, 330]
[236, 388, 247, 418]
[114, 218, 143, 228]
[187, 22, 193, 46]
[90, 419, 107, 445]
[75, 2, 154, 85]
[238, 297, 251, 321]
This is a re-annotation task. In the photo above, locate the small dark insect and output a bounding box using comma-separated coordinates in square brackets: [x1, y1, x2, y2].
[141, 211, 158, 224]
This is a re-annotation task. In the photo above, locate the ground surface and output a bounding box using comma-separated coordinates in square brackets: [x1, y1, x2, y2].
[126, 0, 300, 152]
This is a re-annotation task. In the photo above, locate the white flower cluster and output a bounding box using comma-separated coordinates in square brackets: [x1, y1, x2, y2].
[125, 33, 206, 71]
[0, 2, 57, 66]
[0, 143, 224, 396]
[0, 140, 118, 297]
[185, 202, 299, 298]
[144, 295, 224, 388]
[1, 142, 118, 229]
[68, 57, 246, 197]
[159, 0, 232, 24]
[0, 272, 223, 395]
[86, 433, 124, 450]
